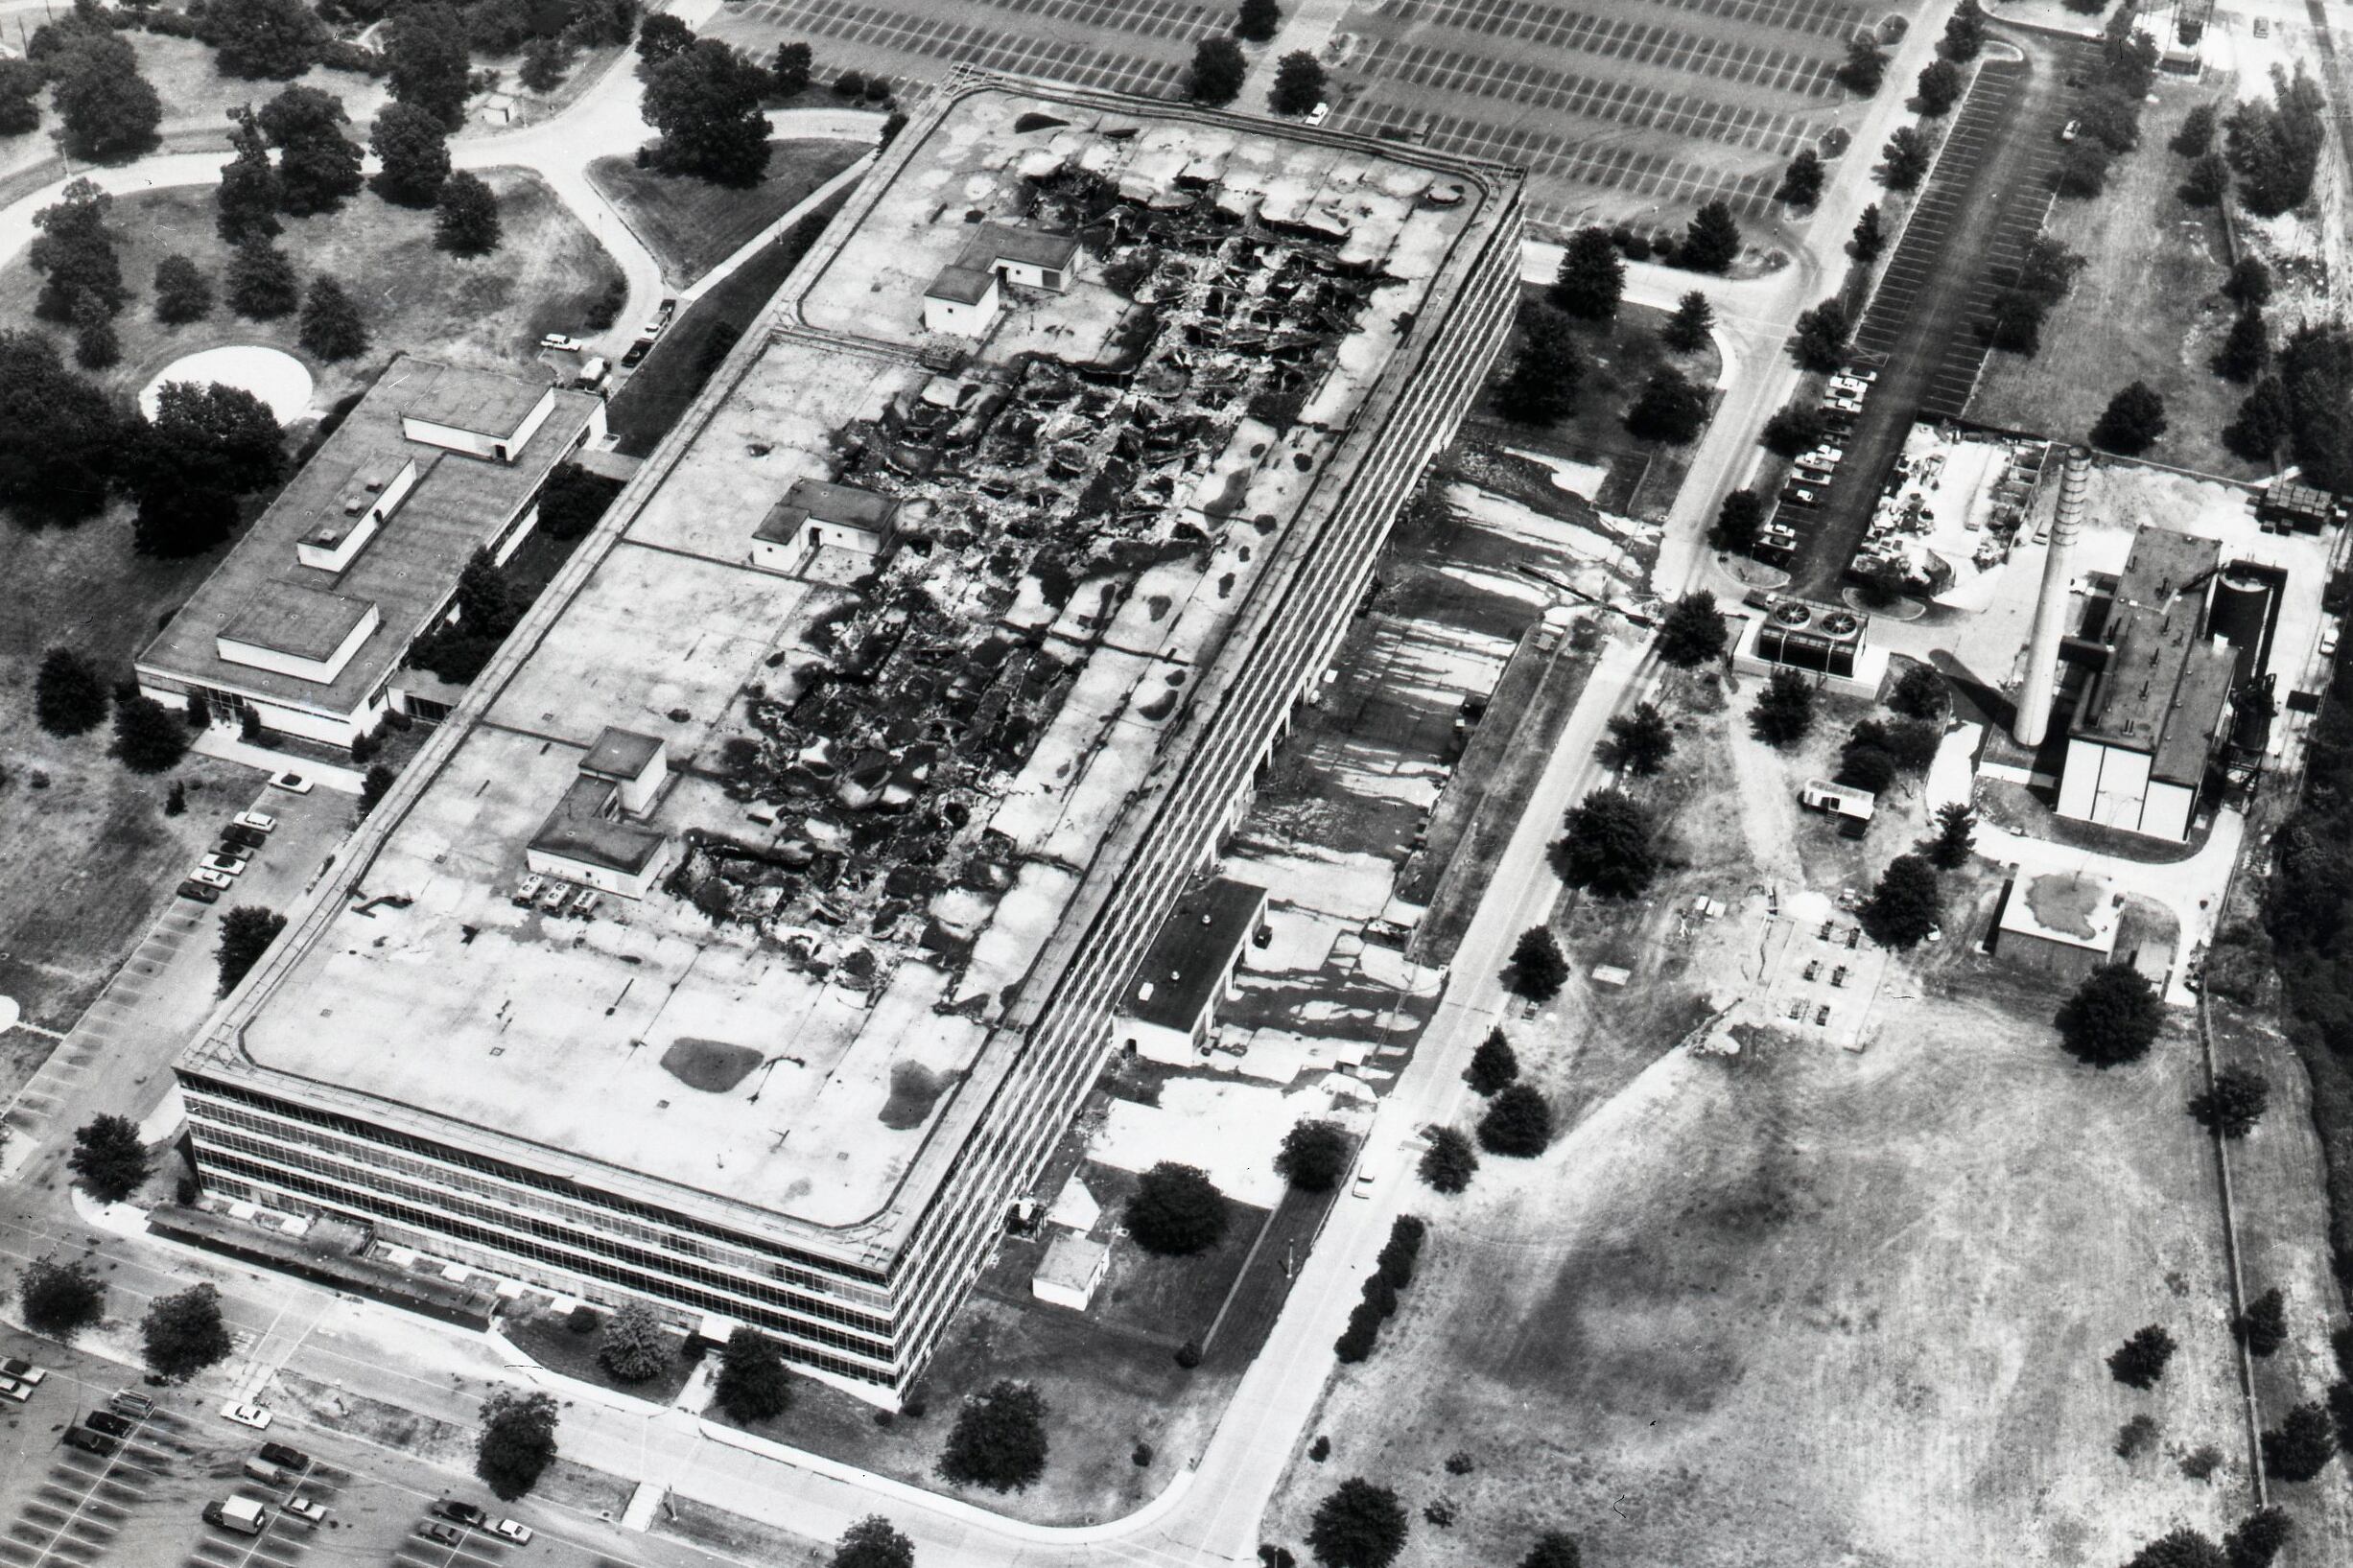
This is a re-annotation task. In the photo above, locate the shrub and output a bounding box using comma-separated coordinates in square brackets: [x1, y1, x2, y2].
[1506, 926, 1566, 1002]
[566, 1303, 600, 1334]
[1418, 1126, 1476, 1193]
[2115, 1413, 2160, 1459]
[1306, 1478, 1408, 1568]
[2260, 1402, 2335, 1482]
[1750, 668, 1814, 746]
[2191, 1065, 2271, 1137]
[597, 1300, 671, 1382]
[1553, 787, 1659, 897]
[2234, 1287, 2287, 1357]
[1860, 854, 1941, 948]
[1656, 590, 1727, 666]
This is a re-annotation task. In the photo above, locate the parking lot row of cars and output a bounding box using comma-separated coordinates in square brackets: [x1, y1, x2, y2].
[1758, 364, 1879, 561]
[542, 297, 678, 388]
[178, 805, 291, 904]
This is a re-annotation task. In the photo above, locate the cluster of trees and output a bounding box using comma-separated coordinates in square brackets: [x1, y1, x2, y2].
[938, 1380, 1049, 1492]
[408, 550, 526, 683]
[1125, 1161, 1229, 1255]
[29, 179, 129, 369]
[1987, 235, 2085, 357]
[1334, 1215, 1426, 1363]
[2225, 322, 2353, 488]
[1833, 715, 1939, 795]
[1553, 787, 1659, 898]
[1187, 3, 1315, 112]
[2225, 67, 2325, 218]
[28, 5, 164, 162]
[2064, 19, 2162, 199]
[2213, 257, 2271, 385]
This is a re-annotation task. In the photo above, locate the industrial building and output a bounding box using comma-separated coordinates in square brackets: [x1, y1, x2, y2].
[1731, 594, 1889, 698]
[134, 358, 606, 745]
[175, 74, 1522, 1398]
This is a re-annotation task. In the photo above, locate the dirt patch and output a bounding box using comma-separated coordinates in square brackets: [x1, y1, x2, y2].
[659, 1494, 826, 1565]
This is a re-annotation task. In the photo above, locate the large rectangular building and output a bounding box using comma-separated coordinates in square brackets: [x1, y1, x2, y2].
[175, 73, 1521, 1397]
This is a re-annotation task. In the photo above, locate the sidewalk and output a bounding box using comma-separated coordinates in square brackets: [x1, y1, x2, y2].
[190, 730, 365, 794]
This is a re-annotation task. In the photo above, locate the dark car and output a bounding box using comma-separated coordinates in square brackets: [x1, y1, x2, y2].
[60, 1428, 119, 1457]
[257, 1442, 309, 1471]
[419, 1521, 464, 1546]
[176, 879, 222, 904]
[433, 1500, 488, 1529]
[621, 338, 653, 368]
[223, 824, 268, 851]
[85, 1411, 134, 1438]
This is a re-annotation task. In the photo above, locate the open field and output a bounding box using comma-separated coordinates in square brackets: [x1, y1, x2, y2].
[0, 519, 252, 1030]
[0, 169, 620, 414]
[1965, 77, 2258, 476]
[126, 33, 391, 144]
[1266, 978, 2255, 1567]
[585, 138, 870, 286]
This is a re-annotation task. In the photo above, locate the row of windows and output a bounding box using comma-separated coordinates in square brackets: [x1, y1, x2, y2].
[183, 1073, 890, 1290]
[197, 1147, 898, 1386]
[187, 1108, 899, 1350]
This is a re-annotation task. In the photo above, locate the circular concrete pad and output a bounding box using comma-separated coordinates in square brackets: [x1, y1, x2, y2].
[140, 347, 315, 424]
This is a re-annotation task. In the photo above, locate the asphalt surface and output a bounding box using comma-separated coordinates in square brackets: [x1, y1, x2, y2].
[1786, 33, 2096, 598]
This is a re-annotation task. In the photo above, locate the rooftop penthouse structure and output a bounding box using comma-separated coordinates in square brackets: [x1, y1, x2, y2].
[176, 72, 1521, 1398]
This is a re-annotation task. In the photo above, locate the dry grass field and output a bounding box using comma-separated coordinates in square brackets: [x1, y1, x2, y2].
[586, 138, 869, 286]
[1965, 80, 2256, 477]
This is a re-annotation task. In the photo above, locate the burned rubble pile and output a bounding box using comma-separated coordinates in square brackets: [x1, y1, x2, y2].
[668, 168, 1401, 1000]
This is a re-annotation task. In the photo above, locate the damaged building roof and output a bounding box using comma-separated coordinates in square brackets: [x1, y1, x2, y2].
[2073, 525, 2235, 784]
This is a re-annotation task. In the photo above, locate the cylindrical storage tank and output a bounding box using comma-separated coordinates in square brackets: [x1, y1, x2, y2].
[2207, 564, 2271, 664]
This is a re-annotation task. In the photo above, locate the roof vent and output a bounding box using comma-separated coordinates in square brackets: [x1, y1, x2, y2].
[1137, 981, 1155, 1002]
[344, 497, 366, 515]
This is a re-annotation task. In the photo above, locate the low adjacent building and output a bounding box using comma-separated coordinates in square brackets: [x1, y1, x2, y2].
[1994, 870, 2122, 981]
[135, 357, 604, 744]
[1116, 878, 1269, 1065]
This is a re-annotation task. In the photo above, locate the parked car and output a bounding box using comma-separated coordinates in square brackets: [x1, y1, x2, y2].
[575, 356, 611, 390]
[188, 867, 234, 891]
[1839, 366, 1880, 385]
[1350, 1164, 1376, 1199]
[1822, 396, 1865, 415]
[539, 333, 585, 353]
[283, 1497, 328, 1524]
[111, 1392, 154, 1417]
[199, 854, 247, 878]
[2059, 118, 2081, 143]
[244, 1458, 294, 1486]
[2321, 626, 2340, 658]
[86, 1412, 134, 1438]
[419, 1522, 464, 1546]
[60, 1428, 119, 1457]
[176, 879, 223, 904]
[224, 824, 268, 851]
[621, 338, 654, 368]
[0, 1377, 32, 1403]
[434, 1500, 489, 1529]
[211, 839, 253, 864]
[0, 1358, 45, 1385]
[493, 1519, 534, 1544]
[1305, 101, 1331, 127]
[232, 810, 277, 833]
[266, 771, 313, 794]
[258, 1441, 309, 1470]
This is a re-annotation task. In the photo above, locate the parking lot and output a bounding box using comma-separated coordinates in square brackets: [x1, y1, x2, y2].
[2, 1405, 199, 1568]
[1386, 1, 1843, 96]
[717, 0, 1198, 98]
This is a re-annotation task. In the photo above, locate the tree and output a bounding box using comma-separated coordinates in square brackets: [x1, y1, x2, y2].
[35, 648, 108, 737]
[1656, 591, 1726, 667]
[2259, 1402, 2335, 1482]
[1477, 1084, 1551, 1158]
[1848, 716, 1939, 774]
[714, 1326, 792, 1422]
[1942, 0, 1986, 59]
[834, 1516, 915, 1568]
[153, 254, 214, 324]
[938, 1380, 1048, 1493]
[0, 331, 127, 526]
[1776, 148, 1824, 208]
[200, 0, 324, 80]
[260, 85, 365, 216]
[1419, 1126, 1476, 1192]
[0, 58, 40, 137]
[2224, 1509, 2292, 1568]
[769, 40, 813, 97]
[2226, 67, 2325, 219]
[68, 1114, 148, 1202]
[1235, 0, 1282, 42]
[2224, 375, 2293, 463]
[2091, 381, 2167, 456]
[113, 695, 190, 775]
[1661, 290, 1714, 352]
[2224, 257, 2273, 308]
[1714, 488, 1763, 551]
[1276, 1119, 1353, 1192]
[1519, 1533, 1582, 1568]
[1623, 365, 1708, 442]
[1927, 801, 1976, 868]
[1495, 302, 1582, 425]
[1555, 787, 1659, 896]
[1860, 854, 1941, 948]
[226, 236, 299, 319]
[2123, 1530, 2225, 1568]
[598, 1300, 671, 1381]
[1269, 51, 1326, 116]
[1507, 926, 1565, 1003]
[1679, 199, 1740, 273]
[476, 1388, 559, 1500]
[635, 12, 695, 70]
[370, 101, 453, 206]
[519, 36, 574, 94]
[1790, 297, 1851, 372]
[215, 905, 286, 994]
[1889, 663, 1945, 719]
[298, 275, 370, 362]
[1851, 202, 1886, 263]
[30, 178, 125, 328]
[1881, 126, 1931, 191]
[1915, 59, 1963, 114]
[1839, 743, 1896, 794]
[134, 379, 285, 513]
[2215, 309, 2269, 385]
[1550, 226, 1623, 320]
[643, 39, 774, 184]
[2191, 1065, 2271, 1137]
[1188, 35, 1246, 105]
[1752, 668, 1814, 745]
[142, 1283, 232, 1379]
[538, 464, 624, 541]
[52, 35, 162, 161]
[2234, 1286, 2287, 1356]
[1836, 35, 1887, 95]
[388, 5, 472, 129]
[2180, 151, 2229, 207]
[357, 762, 394, 817]
[1606, 703, 1674, 777]
[1761, 402, 1825, 456]
[2057, 137, 2111, 199]
[2056, 964, 2163, 1066]
[19, 1255, 105, 1343]
[435, 171, 504, 255]
[1307, 1478, 1408, 1568]
[1125, 1162, 1228, 1254]
[2172, 103, 2218, 158]
[2269, 324, 2353, 491]
[2108, 1324, 2177, 1389]
[217, 106, 283, 244]
[1466, 1027, 1518, 1095]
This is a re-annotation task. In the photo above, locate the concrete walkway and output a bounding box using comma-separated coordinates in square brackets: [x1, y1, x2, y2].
[673, 146, 877, 308]
[190, 729, 366, 794]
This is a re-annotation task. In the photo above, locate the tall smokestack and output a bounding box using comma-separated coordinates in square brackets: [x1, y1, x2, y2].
[2013, 445, 2090, 748]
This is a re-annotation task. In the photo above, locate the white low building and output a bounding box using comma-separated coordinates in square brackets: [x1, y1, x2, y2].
[921, 222, 1082, 337]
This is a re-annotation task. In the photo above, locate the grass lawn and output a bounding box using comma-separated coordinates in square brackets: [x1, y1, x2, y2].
[0, 518, 252, 1029]
[1470, 288, 1725, 523]
[503, 1298, 697, 1407]
[0, 168, 621, 414]
[1965, 79, 2255, 477]
[586, 138, 870, 287]
[124, 33, 391, 143]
